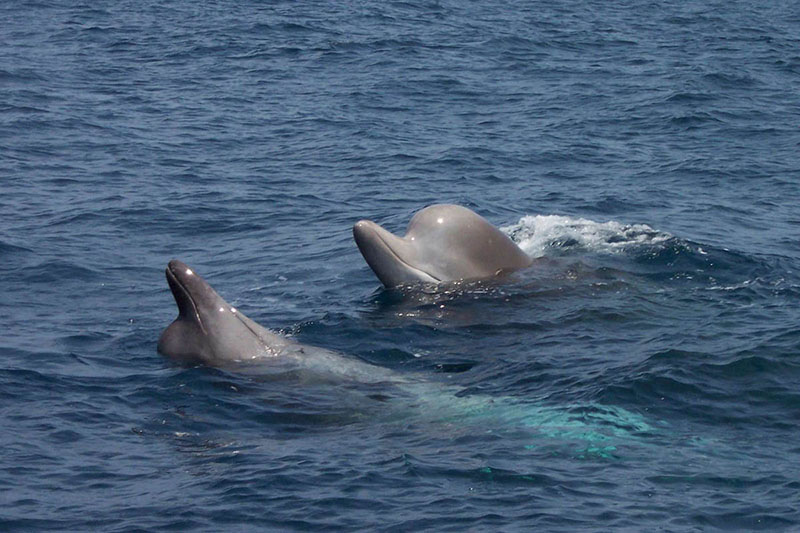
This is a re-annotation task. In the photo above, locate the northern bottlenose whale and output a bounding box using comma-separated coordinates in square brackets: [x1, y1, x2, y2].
[353, 204, 532, 288]
[157, 259, 653, 448]
[158, 259, 394, 382]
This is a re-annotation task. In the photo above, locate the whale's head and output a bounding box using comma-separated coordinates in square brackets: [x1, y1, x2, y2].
[158, 260, 282, 365]
[353, 204, 532, 288]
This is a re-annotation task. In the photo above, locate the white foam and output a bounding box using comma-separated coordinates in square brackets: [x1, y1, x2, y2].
[502, 214, 671, 258]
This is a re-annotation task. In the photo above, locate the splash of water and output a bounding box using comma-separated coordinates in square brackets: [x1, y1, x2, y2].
[502, 214, 672, 258]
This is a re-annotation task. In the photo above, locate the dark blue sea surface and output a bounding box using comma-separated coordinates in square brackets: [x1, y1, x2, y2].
[2, 0, 800, 530]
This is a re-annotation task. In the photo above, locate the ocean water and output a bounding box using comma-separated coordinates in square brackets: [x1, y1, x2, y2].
[2, 0, 800, 530]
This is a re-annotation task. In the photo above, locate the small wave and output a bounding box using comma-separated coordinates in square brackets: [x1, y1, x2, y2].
[502, 214, 671, 258]
[0, 239, 34, 255]
[0, 68, 46, 83]
[18, 260, 99, 284]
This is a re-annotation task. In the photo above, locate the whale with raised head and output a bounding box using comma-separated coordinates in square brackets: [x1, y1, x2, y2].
[157, 259, 394, 382]
[157, 259, 653, 449]
[353, 204, 532, 288]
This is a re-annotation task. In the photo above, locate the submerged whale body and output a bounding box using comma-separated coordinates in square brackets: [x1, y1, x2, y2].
[157, 260, 653, 447]
[353, 204, 532, 288]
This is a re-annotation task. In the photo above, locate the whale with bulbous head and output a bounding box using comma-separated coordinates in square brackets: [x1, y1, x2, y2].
[353, 204, 532, 288]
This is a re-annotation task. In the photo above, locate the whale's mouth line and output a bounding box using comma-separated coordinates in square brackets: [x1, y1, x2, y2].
[369, 229, 441, 284]
[166, 264, 208, 335]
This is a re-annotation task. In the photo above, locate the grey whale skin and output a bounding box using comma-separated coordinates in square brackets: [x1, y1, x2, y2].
[158, 259, 393, 382]
[353, 204, 532, 288]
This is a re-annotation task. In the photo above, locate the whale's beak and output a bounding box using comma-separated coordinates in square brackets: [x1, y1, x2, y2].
[165, 259, 197, 319]
[164, 259, 226, 333]
[353, 220, 438, 287]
